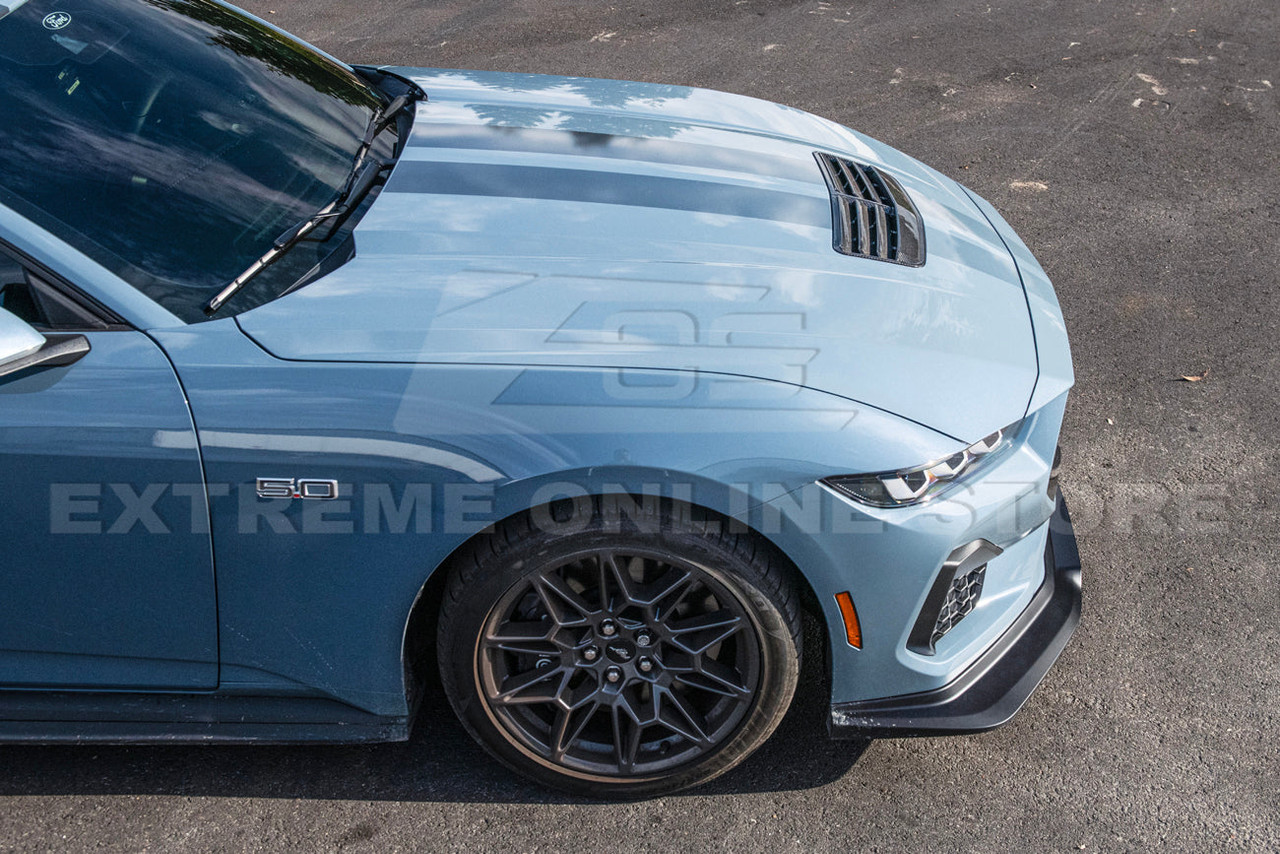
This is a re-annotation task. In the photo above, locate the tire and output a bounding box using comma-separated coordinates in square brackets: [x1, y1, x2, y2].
[437, 497, 802, 798]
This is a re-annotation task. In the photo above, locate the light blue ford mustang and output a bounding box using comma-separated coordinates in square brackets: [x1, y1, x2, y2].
[0, 0, 1080, 796]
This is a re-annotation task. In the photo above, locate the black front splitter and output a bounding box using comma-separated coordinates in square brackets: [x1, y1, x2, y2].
[829, 489, 1082, 738]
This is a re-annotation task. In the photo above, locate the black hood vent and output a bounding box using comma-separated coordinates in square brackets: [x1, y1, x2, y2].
[814, 153, 925, 266]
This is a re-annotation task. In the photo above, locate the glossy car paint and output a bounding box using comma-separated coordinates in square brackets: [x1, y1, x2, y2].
[0, 55, 1073, 734]
[0, 330, 216, 689]
[152, 319, 964, 714]
[962, 188, 1074, 413]
[240, 68, 1042, 444]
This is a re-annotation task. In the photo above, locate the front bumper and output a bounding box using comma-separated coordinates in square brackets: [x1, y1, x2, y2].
[829, 489, 1081, 737]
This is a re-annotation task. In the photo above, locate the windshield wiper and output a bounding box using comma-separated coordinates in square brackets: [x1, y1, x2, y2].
[203, 89, 420, 317]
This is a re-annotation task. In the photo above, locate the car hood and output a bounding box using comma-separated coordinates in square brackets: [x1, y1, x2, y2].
[237, 68, 1039, 443]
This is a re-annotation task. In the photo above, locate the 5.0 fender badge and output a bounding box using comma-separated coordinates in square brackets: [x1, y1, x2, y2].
[256, 478, 339, 500]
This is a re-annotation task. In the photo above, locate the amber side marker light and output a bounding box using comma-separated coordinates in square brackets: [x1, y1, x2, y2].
[834, 591, 862, 649]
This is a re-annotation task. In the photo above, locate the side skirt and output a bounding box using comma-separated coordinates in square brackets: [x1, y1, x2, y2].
[0, 692, 409, 744]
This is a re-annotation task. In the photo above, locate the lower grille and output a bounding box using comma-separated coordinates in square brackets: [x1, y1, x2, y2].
[907, 539, 1002, 655]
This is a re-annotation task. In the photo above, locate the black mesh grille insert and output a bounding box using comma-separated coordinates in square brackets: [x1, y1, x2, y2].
[813, 152, 925, 266]
[931, 564, 985, 647]
[907, 539, 1001, 655]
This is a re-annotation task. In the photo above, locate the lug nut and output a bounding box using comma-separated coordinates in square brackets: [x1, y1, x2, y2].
[637, 656, 654, 673]
[600, 620, 617, 637]
[635, 630, 654, 647]
[582, 646, 600, 662]
[605, 667, 622, 683]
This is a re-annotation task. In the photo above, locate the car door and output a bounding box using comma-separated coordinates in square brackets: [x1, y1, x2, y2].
[0, 247, 217, 690]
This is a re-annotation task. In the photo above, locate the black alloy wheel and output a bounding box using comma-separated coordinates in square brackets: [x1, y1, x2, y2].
[437, 499, 802, 798]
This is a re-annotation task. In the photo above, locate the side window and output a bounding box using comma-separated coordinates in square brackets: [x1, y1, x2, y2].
[0, 255, 40, 324]
[0, 250, 113, 331]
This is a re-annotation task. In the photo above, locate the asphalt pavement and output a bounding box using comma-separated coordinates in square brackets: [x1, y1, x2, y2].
[2, 0, 1277, 851]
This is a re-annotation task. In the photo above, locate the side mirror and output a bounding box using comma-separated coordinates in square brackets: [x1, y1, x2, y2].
[0, 307, 90, 380]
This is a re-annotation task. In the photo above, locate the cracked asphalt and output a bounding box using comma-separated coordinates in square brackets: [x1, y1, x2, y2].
[2, 0, 1278, 851]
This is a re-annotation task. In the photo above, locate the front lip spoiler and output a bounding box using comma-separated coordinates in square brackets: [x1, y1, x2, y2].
[828, 488, 1082, 738]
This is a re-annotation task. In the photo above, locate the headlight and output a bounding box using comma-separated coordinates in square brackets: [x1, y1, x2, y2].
[822, 420, 1023, 508]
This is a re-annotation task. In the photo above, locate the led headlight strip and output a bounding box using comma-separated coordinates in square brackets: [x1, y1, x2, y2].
[822, 420, 1023, 508]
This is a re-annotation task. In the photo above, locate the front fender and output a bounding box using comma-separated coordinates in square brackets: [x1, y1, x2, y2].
[153, 320, 958, 716]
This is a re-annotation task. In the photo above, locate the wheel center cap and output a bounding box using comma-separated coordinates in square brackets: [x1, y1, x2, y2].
[605, 640, 636, 664]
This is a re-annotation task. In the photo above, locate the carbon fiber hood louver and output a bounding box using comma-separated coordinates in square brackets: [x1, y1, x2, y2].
[815, 152, 926, 266]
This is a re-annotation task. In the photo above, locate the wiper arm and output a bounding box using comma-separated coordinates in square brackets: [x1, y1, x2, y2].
[202, 161, 384, 316]
[347, 92, 414, 180]
[203, 89, 420, 317]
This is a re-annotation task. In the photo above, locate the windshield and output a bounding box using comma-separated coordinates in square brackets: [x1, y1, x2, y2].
[0, 0, 389, 322]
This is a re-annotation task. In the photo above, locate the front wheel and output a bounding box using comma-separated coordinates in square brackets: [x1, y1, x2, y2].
[437, 500, 802, 798]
